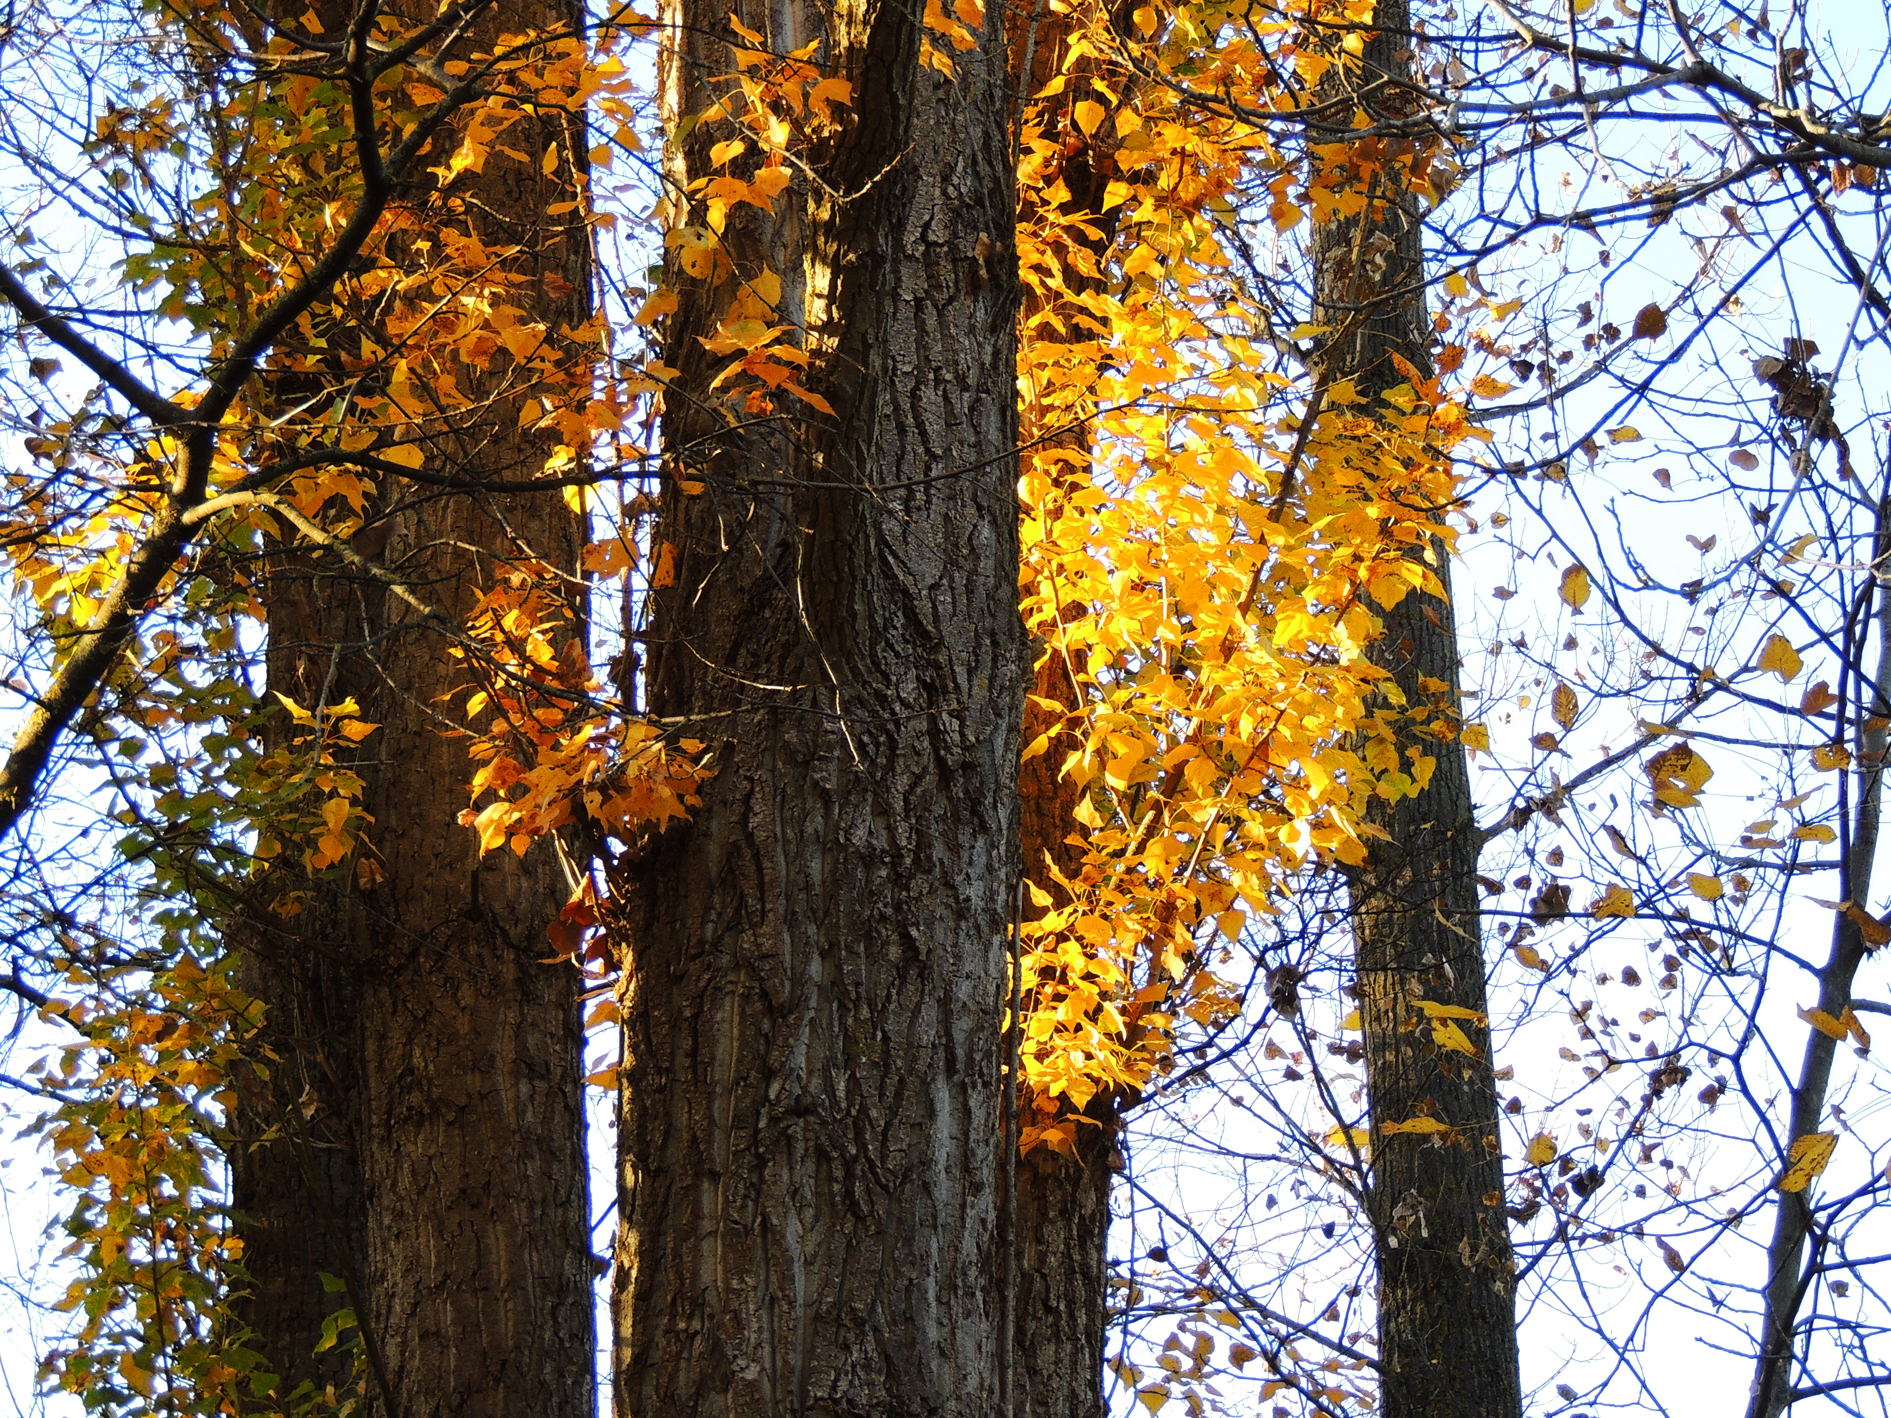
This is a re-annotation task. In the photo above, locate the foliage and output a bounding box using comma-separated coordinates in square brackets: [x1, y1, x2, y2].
[5, 0, 1891, 1413]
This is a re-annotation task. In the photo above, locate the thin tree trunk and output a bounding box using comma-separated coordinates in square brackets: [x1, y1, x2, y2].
[610, 0, 1022, 1410]
[230, 4, 596, 1411]
[1746, 486, 1891, 1418]
[1002, 7, 1139, 1407]
[1309, 5, 1523, 1414]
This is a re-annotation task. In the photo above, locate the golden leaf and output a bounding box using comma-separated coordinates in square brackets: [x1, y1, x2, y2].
[1813, 743, 1851, 770]
[1792, 823, 1837, 844]
[1414, 999, 1489, 1024]
[1559, 564, 1591, 610]
[651, 541, 678, 588]
[1429, 1017, 1479, 1056]
[1382, 1116, 1454, 1135]
[1801, 680, 1839, 714]
[1526, 1133, 1557, 1166]
[1073, 100, 1106, 137]
[1798, 1006, 1849, 1040]
[1551, 681, 1578, 730]
[1758, 634, 1803, 682]
[1513, 943, 1550, 971]
[1842, 1006, 1871, 1053]
[1589, 884, 1635, 918]
[1686, 873, 1724, 901]
[1776, 1132, 1837, 1192]
[1608, 425, 1641, 443]
[1645, 743, 1713, 807]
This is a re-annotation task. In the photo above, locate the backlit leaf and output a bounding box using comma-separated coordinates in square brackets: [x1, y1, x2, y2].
[1559, 565, 1591, 609]
[1758, 634, 1803, 683]
[1776, 1132, 1837, 1192]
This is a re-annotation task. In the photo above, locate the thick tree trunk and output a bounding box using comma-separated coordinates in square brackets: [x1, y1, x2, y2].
[611, 0, 1022, 1411]
[1309, 6, 1523, 1415]
[229, 5, 596, 1412]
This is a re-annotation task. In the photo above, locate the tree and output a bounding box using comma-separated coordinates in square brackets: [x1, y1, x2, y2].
[606, 0, 1025, 1410]
[13, 0, 1891, 1415]
[0, 2, 611, 1410]
[224, 1, 597, 1411]
[1307, 4, 1522, 1412]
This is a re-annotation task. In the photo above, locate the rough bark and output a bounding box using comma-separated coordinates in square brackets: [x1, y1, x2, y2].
[1310, 5, 1523, 1414]
[229, 5, 596, 1412]
[610, 0, 1023, 1410]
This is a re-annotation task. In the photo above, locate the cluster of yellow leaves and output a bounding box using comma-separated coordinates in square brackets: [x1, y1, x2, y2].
[1007, 0, 1481, 1154]
[30, 957, 289, 1415]
[452, 563, 708, 859]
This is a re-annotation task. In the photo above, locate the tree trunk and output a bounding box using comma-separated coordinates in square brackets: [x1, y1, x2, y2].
[1310, 6, 1523, 1415]
[1746, 488, 1891, 1418]
[230, 5, 596, 1411]
[1015, 642, 1112, 1418]
[610, 0, 1023, 1410]
[1004, 9, 1134, 1408]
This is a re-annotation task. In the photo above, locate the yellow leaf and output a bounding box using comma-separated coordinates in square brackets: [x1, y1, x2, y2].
[1414, 999, 1488, 1024]
[1793, 823, 1837, 844]
[582, 537, 634, 577]
[1443, 272, 1469, 297]
[1469, 373, 1514, 399]
[1559, 565, 1591, 610]
[1589, 884, 1635, 918]
[1645, 743, 1712, 807]
[274, 691, 316, 725]
[1776, 1131, 1837, 1192]
[1526, 1133, 1558, 1166]
[651, 541, 678, 588]
[1461, 723, 1490, 753]
[585, 1067, 619, 1089]
[541, 142, 560, 175]
[1382, 1116, 1454, 1135]
[810, 77, 854, 110]
[1513, 943, 1549, 971]
[1801, 681, 1839, 714]
[1608, 425, 1641, 443]
[1842, 1006, 1871, 1053]
[1228, 1343, 1259, 1370]
[1686, 873, 1724, 901]
[381, 443, 425, 470]
[338, 718, 380, 742]
[1137, 1389, 1168, 1414]
[1216, 909, 1245, 940]
[1323, 1125, 1372, 1150]
[1340, 1008, 1362, 1030]
[1758, 634, 1803, 683]
[1798, 1006, 1848, 1040]
[1813, 743, 1851, 771]
[1073, 100, 1106, 136]
[1430, 1017, 1478, 1055]
[1551, 681, 1578, 730]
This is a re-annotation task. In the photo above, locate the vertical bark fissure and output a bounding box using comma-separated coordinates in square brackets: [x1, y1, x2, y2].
[1309, 5, 1523, 1414]
[614, 0, 1023, 1411]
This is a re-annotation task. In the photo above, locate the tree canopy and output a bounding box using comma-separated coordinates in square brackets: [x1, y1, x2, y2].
[1, 0, 1890, 1414]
